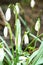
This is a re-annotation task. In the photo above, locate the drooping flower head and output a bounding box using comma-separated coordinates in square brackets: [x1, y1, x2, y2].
[24, 33, 29, 45]
[30, 0, 35, 8]
[35, 18, 40, 31]
[3, 26, 8, 37]
[5, 8, 11, 21]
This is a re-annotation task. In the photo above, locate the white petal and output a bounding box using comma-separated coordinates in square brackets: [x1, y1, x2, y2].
[19, 56, 27, 61]
[4, 26, 8, 37]
[5, 8, 11, 21]
[35, 21, 39, 31]
[24, 34, 29, 45]
[0, 48, 5, 61]
[30, 0, 35, 8]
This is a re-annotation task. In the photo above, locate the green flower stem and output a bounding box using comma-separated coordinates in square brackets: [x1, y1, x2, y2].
[38, 33, 43, 38]
[26, 31, 41, 42]
[5, 53, 12, 65]
[24, 38, 35, 51]
[34, 30, 39, 48]
[29, 33, 41, 43]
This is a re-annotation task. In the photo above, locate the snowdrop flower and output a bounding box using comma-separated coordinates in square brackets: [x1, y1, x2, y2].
[5, 8, 11, 21]
[0, 48, 5, 61]
[15, 4, 19, 14]
[3, 26, 8, 37]
[35, 18, 40, 31]
[24, 34, 29, 45]
[30, 0, 35, 8]
[19, 56, 27, 61]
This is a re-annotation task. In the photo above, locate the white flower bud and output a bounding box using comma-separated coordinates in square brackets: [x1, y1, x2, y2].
[5, 8, 11, 21]
[0, 48, 5, 61]
[35, 18, 40, 31]
[30, 0, 35, 8]
[24, 34, 29, 45]
[15, 4, 19, 14]
[3, 26, 8, 37]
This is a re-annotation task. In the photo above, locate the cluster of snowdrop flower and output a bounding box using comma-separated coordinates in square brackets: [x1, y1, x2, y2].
[4, 4, 19, 38]
[30, 0, 35, 8]
[3, 7, 11, 37]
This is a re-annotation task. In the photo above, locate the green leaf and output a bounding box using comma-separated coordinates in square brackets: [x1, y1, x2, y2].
[31, 41, 43, 65]
[5, 53, 12, 65]
[35, 57, 43, 65]
[15, 19, 21, 53]
[29, 50, 39, 63]
[0, 36, 10, 51]
[0, 61, 3, 65]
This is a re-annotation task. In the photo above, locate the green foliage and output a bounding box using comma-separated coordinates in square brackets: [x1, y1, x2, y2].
[0, 3, 43, 65]
[31, 41, 43, 65]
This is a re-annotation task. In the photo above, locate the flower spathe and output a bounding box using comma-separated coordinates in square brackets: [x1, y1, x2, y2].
[3, 26, 8, 37]
[0, 48, 5, 61]
[5, 8, 11, 21]
[15, 4, 19, 14]
[35, 18, 40, 31]
[30, 0, 35, 8]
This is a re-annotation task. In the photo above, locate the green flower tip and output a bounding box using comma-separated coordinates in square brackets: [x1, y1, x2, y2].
[0, 43, 3, 48]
